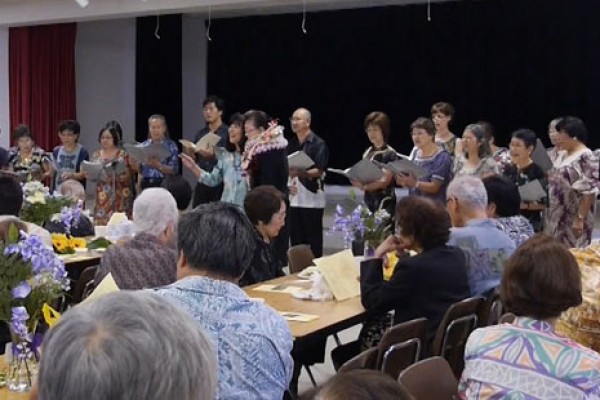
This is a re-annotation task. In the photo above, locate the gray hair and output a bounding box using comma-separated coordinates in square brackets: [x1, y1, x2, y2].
[464, 123, 492, 158]
[178, 202, 256, 280]
[447, 175, 488, 210]
[296, 107, 312, 123]
[133, 188, 178, 236]
[38, 291, 217, 400]
[57, 179, 85, 202]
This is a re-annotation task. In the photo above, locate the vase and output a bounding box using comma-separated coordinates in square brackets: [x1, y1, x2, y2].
[351, 239, 365, 256]
[8, 326, 41, 392]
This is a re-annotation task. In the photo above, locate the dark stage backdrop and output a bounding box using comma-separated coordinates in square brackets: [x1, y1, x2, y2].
[136, 15, 183, 144]
[206, 0, 600, 184]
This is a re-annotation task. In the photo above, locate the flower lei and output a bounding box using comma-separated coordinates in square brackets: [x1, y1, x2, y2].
[241, 121, 288, 172]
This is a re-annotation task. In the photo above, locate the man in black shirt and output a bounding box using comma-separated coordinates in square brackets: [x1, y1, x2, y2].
[288, 108, 329, 257]
[188, 96, 229, 207]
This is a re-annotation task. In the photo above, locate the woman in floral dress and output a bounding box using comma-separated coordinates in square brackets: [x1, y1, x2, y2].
[181, 113, 248, 207]
[453, 123, 499, 178]
[88, 121, 134, 225]
[546, 116, 600, 248]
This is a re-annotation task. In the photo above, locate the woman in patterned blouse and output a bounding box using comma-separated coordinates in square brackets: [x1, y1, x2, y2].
[460, 234, 600, 399]
[453, 123, 499, 179]
[351, 112, 397, 217]
[8, 124, 53, 183]
[545, 116, 600, 248]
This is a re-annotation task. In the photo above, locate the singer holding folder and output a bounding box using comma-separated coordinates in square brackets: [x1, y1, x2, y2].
[504, 129, 547, 232]
[87, 121, 135, 225]
[396, 117, 452, 204]
[352, 112, 398, 218]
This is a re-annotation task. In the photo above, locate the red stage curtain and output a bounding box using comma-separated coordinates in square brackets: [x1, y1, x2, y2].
[9, 23, 77, 152]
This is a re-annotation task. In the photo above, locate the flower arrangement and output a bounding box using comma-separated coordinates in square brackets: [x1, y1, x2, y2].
[0, 224, 70, 390]
[330, 200, 392, 249]
[51, 234, 87, 254]
[20, 182, 74, 227]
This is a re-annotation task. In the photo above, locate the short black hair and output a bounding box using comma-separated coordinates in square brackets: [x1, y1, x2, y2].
[203, 95, 225, 112]
[58, 120, 81, 135]
[161, 176, 192, 211]
[555, 116, 588, 143]
[178, 203, 256, 280]
[98, 121, 123, 146]
[482, 175, 521, 217]
[511, 128, 537, 148]
[0, 176, 23, 216]
[243, 110, 270, 130]
[13, 124, 33, 142]
[244, 185, 284, 225]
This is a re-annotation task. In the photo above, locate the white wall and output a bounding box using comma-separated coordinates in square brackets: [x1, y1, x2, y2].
[75, 18, 136, 155]
[0, 27, 9, 149]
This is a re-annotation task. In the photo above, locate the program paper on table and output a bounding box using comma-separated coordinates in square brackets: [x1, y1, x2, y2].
[313, 249, 360, 301]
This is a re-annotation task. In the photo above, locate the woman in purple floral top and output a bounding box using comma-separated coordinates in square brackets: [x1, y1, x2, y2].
[545, 117, 600, 248]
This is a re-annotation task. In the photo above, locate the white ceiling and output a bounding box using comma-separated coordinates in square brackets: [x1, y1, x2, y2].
[0, 0, 453, 27]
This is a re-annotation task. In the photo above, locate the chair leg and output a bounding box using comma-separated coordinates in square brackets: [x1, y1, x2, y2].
[304, 365, 317, 387]
[333, 333, 342, 347]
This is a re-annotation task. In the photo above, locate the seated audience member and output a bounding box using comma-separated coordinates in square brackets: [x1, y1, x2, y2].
[36, 291, 217, 400]
[44, 179, 94, 237]
[0, 175, 52, 247]
[459, 235, 600, 399]
[361, 196, 470, 353]
[301, 370, 414, 400]
[446, 175, 515, 297]
[161, 175, 192, 213]
[242, 185, 286, 286]
[94, 188, 178, 290]
[482, 175, 534, 247]
[153, 202, 293, 400]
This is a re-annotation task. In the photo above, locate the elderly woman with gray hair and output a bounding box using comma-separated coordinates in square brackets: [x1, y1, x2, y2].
[93, 187, 179, 290]
[36, 291, 217, 400]
[452, 123, 499, 178]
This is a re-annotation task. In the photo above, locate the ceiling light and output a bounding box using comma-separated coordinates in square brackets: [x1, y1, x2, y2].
[75, 0, 89, 8]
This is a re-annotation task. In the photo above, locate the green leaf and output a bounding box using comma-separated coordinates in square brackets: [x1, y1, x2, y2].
[7, 223, 19, 244]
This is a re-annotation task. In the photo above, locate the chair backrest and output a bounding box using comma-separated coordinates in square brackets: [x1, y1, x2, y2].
[338, 347, 378, 373]
[432, 296, 485, 378]
[479, 287, 503, 326]
[376, 317, 428, 379]
[70, 266, 98, 304]
[398, 356, 459, 400]
[287, 244, 315, 274]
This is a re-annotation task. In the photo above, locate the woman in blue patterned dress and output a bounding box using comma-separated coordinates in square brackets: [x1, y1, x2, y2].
[181, 113, 247, 207]
[460, 234, 600, 399]
[395, 117, 452, 203]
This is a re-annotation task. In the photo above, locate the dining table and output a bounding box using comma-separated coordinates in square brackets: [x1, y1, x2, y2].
[243, 273, 367, 345]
